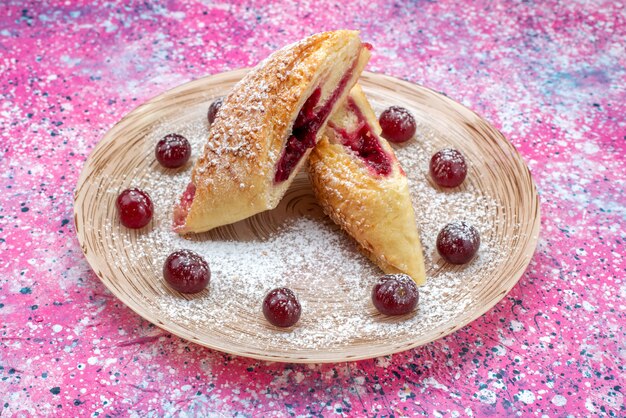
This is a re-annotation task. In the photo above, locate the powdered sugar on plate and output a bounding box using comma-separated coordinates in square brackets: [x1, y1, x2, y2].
[99, 110, 511, 352]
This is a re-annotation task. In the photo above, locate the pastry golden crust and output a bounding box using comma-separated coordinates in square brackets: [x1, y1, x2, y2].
[174, 30, 370, 234]
[308, 85, 426, 284]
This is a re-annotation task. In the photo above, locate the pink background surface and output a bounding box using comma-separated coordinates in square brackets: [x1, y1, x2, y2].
[1, 0, 625, 416]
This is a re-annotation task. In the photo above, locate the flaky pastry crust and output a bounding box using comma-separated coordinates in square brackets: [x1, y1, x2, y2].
[175, 30, 370, 234]
[308, 85, 426, 284]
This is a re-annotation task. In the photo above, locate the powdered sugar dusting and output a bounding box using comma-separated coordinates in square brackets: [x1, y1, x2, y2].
[100, 109, 511, 352]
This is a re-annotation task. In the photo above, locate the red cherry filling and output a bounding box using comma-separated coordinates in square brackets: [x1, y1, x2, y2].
[430, 148, 467, 188]
[274, 56, 360, 183]
[372, 274, 419, 315]
[379, 106, 416, 143]
[274, 87, 323, 183]
[173, 182, 196, 230]
[294, 88, 321, 129]
[163, 249, 210, 293]
[332, 98, 392, 176]
[156, 133, 191, 169]
[262, 287, 301, 327]
[116, 188, 153, 229]
[436, 221, 480, 264]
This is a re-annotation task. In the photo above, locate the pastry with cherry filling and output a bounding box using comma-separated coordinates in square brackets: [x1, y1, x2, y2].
[174, 30, 370, 233]
[308, 84, 426, 284]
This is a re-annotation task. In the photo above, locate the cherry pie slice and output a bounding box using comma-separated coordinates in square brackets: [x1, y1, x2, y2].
[174, 30, 370, 234]
[308, 84, 426, 284]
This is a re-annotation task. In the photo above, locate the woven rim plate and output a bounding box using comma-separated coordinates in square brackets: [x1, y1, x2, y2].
[74, 70, 540, 363]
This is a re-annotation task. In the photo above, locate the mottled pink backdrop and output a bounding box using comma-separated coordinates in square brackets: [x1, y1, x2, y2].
[1, 0, 625, 416]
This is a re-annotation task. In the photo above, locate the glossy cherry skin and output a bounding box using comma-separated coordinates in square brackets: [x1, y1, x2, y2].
[262, 287, 301, 327]
[372, 274, 419, 315]
[430, 148, 467, 188]
[436, 221, 480, 264]
[116, 188, 153, 229]
[379, 106, 417, 143]
[155, 133, 191, 169]
[163, 249, 211, 293]
[207, 97, 223, 124]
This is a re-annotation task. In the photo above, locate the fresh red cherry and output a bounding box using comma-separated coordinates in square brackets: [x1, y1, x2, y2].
[207, 97, 223, 124]
[430, 148, 467, 188]
[163, 250, 210, 293]
[379, 106, 416, 143]
[155, 133, 191, 169]
[262, 287, 301, 327]
[116, 188, 153, 229]
[436, 221, 480, 264]
[372, 274, 419, 315]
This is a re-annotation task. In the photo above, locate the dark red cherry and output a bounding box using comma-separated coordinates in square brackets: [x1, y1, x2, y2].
[430, 148, 467, 188]
[116, 188, 153, 229]
[155, 134, 191, 169]
[372, 274, 419, 315]
[163, 249, 210, 293]
[379, 106, 416, 143]
[436, 222, 480, 264]
[207, 97, 223, 124]
[262, 288, 301, 327]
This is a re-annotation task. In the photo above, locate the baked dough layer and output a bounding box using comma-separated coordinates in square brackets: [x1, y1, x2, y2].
[175, 30, 369, 234]
[309, 85, 426, 284]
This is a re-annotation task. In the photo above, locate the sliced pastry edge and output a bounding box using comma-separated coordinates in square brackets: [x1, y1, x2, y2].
[174, 30, 370, 234]
[308, 85, 426, 284]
